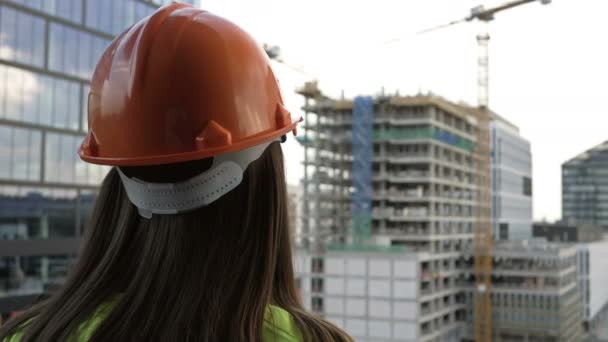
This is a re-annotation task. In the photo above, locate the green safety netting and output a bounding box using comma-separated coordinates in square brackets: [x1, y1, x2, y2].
[327, 242, 406, 253]
[374, 126, 475, 152]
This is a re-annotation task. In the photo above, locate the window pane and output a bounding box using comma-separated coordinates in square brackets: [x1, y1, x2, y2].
[12, 127, 28, 180]
[77, 33, 92, 79]
[29, 130, 41, 181]
[39, 76, 54, 126]
[99, 0, 111, 33]
[112, 0, 125, 35]
[0, 65, 6, 119]
[0, 7, 45, 68]
[53, 79, 68, 128]
[49, 23, 110, 78]
[59, 135, 76, 183]
[87, 162, 100, 184]
[45, 133, 60, 182]
[16, 10, 35, 66]
[85, 0, 99, 30]
[64, 27, 78, 76]
[75, 157, 88, 184]
[5, 66, 22, 121]
[124, 1, 135, 29]
[0, 254, 75, 297]
[92, 37, 108, 68]
[0, 125, 11, 178]
[42, 0, 57, 14]
[10, 0, 83, 24]
[0, 7, 18, 61]
[71, 0, 82, 23]
[67, 83, 80, 130]
[22, 69, 40, 124]
[81, 84, 90, 131]
[49, 24, 64, 72]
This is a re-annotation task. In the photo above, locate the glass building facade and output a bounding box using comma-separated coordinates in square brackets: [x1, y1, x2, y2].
[490, 117, 533, 241]
[562, 141, 608, 227]
[0, 0, 198, 318]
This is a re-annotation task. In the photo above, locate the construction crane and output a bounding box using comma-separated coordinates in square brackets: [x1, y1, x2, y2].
[416, 1, 551, 341]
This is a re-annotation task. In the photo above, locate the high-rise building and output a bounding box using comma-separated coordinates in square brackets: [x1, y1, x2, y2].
[0, 0, 199, 319]
[296, 82, 483, 341]
[463, 240, 584, 341]
[490, 116, 533, 240]
[562, 141, 608, 227]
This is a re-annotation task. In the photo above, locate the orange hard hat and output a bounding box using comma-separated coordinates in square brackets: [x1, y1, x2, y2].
[79, 3, 300, 167]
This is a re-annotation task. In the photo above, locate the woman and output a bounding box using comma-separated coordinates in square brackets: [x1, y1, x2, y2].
[0, 3, 351, 341]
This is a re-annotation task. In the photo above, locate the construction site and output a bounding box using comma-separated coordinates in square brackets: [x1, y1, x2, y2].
[295, 82, 487, 342]
[290, 1, 567, 341]
[293, 82, 584, 341]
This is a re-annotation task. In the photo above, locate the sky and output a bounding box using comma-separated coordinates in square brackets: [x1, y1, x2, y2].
[196, 0, 607, 222]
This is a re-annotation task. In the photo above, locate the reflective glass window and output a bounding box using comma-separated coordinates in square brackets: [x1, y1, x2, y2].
[85, 0, 99, 30]
[111, 0, 125, 35]
[67, 82, 80, 131]
[0, 126, 41, 181]
[0, 125, 11, 178]
[5, 0, 83, 23]
[77, 33, 92, 79]
[59, 135, 77, 184]
[98, 1, 112, 34]
[0, 254, 74, 297]
[11, 127, 29, 180]
[0, 6, 45, 68]
[64, 26, 78, 76]
[52, 79, 68, 128]
[39, 76, 53, 126]
[0, 65, 88, 130]
[4, 66, 22, 121]
[49, 23, 111, 79]
[81, 84, 90, 131]
[28, 130, 41, 180]
[75, 157, 88, 184]
[44, 133, 59, 182]
[48, 23, 65, 72]
[0, 7, 18, 61]
[22, 70, 41, 125]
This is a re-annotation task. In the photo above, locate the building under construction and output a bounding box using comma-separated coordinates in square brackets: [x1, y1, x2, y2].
[296, 82, 485, 341]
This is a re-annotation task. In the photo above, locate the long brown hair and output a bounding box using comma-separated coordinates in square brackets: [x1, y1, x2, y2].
[0, 143, 351, 341]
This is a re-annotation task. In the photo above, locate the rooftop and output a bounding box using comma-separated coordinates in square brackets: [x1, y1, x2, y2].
[564, 140, 608, 165]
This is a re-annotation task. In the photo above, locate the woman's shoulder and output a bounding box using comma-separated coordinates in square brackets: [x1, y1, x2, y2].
[4, 303, 303, 342]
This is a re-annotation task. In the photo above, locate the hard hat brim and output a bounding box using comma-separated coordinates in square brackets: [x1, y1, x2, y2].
[79, 119, 300, 167]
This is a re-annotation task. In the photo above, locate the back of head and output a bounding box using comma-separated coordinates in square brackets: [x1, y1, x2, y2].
[0, 3, 350, 342]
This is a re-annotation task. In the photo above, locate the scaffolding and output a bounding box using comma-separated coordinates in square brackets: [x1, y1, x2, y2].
[297, 83, 486, 341]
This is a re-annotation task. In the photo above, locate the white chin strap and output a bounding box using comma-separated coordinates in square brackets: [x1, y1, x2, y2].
[117, 139, 279, 219]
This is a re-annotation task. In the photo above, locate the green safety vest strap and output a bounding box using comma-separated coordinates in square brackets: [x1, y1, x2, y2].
[3, 304, 302, 342]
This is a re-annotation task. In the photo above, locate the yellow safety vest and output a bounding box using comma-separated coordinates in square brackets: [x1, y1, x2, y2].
[3, 303, 302, 342]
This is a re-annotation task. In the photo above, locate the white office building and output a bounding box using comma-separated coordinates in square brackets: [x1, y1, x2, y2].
[490, 116, 533, 240]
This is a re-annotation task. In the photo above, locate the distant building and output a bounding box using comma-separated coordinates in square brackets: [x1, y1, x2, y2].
[562, 141, 608, 227]
[533, 221, 603, 243]
[297, 83, 482, 341]
[464, 240, 584, 341]
[296, 247, 465, 342]
[577, 240, 608, 333]
[490, 115, 533, 241]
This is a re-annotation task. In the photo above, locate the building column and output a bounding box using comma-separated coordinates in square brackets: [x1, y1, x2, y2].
[40, 214, 49, 283]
